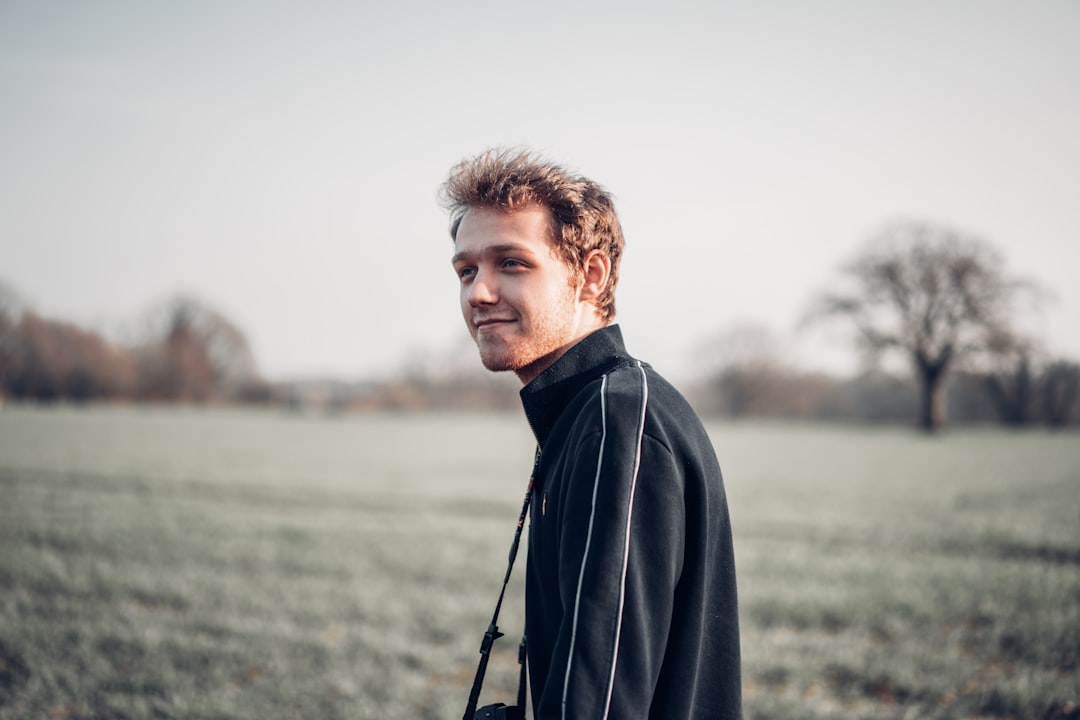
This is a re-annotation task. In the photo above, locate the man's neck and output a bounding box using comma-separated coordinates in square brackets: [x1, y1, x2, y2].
[514, 320, 609, 385]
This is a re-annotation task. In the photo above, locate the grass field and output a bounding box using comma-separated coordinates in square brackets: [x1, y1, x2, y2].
[0, 405, 1077, 719]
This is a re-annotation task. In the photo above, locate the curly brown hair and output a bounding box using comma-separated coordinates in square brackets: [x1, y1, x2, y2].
[441, 147, 624, 322]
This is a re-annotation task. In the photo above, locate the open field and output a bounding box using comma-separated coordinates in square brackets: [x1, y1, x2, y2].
[1, 405, 1078, 719]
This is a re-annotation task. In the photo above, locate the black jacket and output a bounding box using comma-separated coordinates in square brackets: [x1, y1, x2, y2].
[520, 325, 741, 719]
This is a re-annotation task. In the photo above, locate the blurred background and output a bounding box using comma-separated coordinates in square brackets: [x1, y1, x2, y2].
[3, 4, 1079, 718]
[2, 0, 1078, 428]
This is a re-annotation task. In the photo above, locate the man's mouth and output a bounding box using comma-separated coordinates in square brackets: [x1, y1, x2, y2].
[474, 317, 514, 331]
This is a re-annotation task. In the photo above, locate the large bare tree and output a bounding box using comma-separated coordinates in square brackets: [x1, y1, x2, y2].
[810, 221, 1034, 431]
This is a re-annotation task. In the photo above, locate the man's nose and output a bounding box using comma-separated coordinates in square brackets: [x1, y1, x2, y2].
[467, 271, 497, 306]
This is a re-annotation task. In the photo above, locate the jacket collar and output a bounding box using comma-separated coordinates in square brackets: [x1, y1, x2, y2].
[519, 324, 634, 447]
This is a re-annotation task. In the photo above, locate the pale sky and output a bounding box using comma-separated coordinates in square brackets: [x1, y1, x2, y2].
[2, 1, 1078, 382]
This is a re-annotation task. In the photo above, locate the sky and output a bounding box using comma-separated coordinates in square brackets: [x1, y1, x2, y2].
[2, 1, 1078, 383]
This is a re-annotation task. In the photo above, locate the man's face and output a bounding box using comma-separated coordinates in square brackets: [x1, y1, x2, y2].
[452, 205, 590, 384]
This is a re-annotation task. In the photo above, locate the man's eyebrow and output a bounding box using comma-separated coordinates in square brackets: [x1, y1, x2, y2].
[451, 243, 534, 265]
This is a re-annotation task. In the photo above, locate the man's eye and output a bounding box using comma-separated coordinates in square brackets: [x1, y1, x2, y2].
[457, 267, 476, 280]
[502, 259, 526, 270]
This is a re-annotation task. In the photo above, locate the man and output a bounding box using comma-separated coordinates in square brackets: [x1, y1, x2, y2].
[442, 148, 741, 719]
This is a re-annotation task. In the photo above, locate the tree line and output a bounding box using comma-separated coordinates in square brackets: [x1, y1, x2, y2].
[2, 219, 1077, 429]
[690, 334, 1078, 428]
[0, 287, 268, 404]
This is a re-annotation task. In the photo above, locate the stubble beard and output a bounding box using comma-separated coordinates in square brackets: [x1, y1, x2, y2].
[473, 295, 578, 379]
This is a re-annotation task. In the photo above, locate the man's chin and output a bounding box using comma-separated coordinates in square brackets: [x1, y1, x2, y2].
[477, 340, 537, 375]
[478, 351, 519, 374]
[477, 344, 563, 384]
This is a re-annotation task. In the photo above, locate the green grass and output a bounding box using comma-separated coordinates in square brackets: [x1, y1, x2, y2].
[0, 406, 1077, 719]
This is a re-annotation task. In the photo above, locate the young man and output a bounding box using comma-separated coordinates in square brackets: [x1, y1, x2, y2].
[443, 149, 742, 719]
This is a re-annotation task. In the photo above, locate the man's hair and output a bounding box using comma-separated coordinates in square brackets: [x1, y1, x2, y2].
[441, 147, 624, 322]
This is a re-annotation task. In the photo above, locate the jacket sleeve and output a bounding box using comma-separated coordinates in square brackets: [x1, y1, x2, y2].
[535, 379, 686, 719]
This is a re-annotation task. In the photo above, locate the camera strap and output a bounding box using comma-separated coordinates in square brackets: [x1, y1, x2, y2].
[462, 446, 539, 720]
[516, 635, 528, 709]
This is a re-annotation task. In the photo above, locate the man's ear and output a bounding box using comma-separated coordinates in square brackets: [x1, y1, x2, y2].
[578, 250, 611, 303]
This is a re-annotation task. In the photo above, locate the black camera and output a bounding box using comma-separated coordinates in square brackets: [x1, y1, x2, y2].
[473, 703, 523, 720]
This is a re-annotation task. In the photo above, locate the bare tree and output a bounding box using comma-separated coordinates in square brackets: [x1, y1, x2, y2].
[808, 222, 1036, 431]
[981, 332, 1037, 427]
[1040, 361, 1080, 427]
[136, 295, 258, 401]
